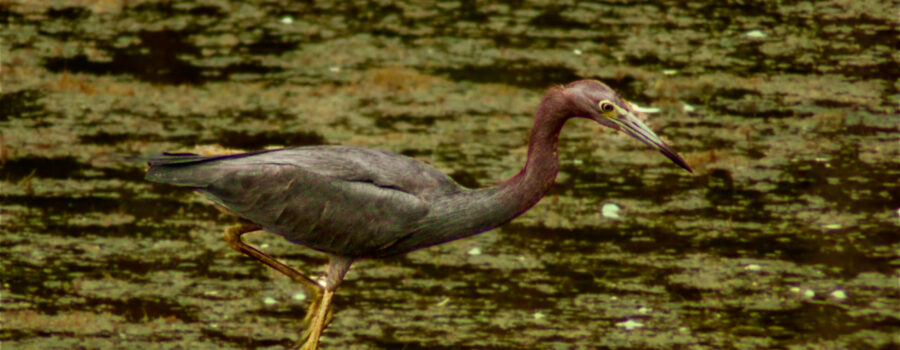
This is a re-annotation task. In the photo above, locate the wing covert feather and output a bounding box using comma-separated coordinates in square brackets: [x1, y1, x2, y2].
[199, 162, 429, 255]
[146, 146, 463, 256]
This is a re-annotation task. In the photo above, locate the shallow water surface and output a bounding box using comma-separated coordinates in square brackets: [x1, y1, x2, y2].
[2, 1, 899, 349]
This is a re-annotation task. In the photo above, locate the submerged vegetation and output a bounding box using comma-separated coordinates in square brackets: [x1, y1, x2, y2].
[2, 0, 898, 348]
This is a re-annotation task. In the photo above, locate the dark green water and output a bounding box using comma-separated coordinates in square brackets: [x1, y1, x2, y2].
[2, 1, 898, 349]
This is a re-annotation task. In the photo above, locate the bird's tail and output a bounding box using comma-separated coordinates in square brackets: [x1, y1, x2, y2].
[144, 152, 265, 187]
[145, 152, 209, 165]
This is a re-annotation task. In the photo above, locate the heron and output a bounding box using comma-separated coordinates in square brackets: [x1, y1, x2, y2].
[145, 79, 692, 349]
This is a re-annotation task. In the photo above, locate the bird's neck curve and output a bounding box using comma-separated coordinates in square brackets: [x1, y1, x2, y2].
[389, 88, 572, 254]
[496, 87, 570, 217]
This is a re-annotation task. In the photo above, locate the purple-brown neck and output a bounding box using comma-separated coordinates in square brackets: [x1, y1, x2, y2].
[389, 87, 576, 254]
[373, 80, 692, 257]
[495, 86, 572, 217]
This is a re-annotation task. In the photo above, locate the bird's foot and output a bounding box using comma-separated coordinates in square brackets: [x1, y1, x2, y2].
[290, 293, 333, 350]
[293, 336, 316, 350]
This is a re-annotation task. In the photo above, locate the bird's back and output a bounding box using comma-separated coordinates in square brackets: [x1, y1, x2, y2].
[146, 146, 464, 256]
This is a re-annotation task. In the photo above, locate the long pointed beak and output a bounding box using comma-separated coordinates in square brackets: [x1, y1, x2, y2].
[609, 106, 693, 173]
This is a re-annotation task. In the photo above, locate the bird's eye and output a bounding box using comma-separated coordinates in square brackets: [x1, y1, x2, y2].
[600, 101, 614, 113]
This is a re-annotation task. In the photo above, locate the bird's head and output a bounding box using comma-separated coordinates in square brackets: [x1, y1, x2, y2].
[563, 80, 693, 173]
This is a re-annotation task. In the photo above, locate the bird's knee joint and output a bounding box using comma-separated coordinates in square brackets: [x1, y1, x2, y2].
[223, 225, 248, 249]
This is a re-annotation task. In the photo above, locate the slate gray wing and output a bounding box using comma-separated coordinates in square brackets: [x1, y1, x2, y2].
[145, 147, 461, 256]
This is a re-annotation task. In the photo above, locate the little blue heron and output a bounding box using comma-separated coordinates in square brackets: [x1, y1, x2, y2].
[146, 80, 692, 349]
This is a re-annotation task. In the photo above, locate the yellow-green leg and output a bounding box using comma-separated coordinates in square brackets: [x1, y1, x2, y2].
[222, 224, 332, 348]
[299, 289, 335, 350]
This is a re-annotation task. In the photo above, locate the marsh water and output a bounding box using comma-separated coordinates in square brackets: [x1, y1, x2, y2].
[2, 1, 898, 349]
